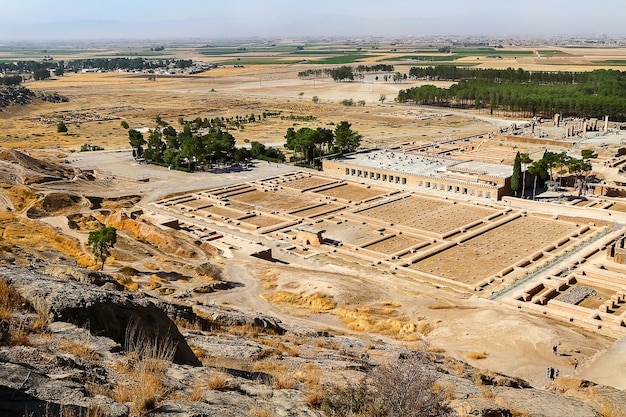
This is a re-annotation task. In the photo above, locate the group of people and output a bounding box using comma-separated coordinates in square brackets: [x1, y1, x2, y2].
[546, 344, 578, 382]
[546, 366, 559, 380]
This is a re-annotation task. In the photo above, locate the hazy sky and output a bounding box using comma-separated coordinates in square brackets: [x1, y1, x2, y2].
[1, 0, 624, 41]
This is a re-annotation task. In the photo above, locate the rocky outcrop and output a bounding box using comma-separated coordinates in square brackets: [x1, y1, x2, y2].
[193, 304, 286, 334]
[0, 362, 127, 417]
[0, 86, 36, 109]
[0, 86, 67, 111]
[0, 266, 201, 367]
[41, 265, 124, 291]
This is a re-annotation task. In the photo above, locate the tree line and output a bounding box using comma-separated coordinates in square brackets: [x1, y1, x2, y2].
[298, 64, 395, 81]
[398, 67, 626, 120]
[0, 58, 196, 85]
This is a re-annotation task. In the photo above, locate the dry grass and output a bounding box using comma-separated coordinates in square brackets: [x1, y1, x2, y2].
[9, 323, 31, 346]
[428, 346, 446, 353]
[295, 363, 322, 385]
[274, 374, 298, 390]
[432, 380, 457, 401]
[334, 305, 418, 341]
[248, 406, 274, 417]
[188, 342, 207, 360]
[468, 351, 489, 360]
[113, 357, 169, 415]
[206, 370, 230, 391]
[187, 379, 205, 402]
[508, 408, 533, 417]
[0, 279, 25, 321]
[85, 382, 111, 398]
[113, 273, 139, 291]
[257, 270, 278, 290]
[2, 217, 93, 267]
[59, 340, 100, 361]
[111, 319, 179, 415]
[263, 291, 336, 312]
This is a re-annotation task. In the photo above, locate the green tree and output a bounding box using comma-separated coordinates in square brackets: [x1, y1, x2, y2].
[144, 129, 165, 163]
[250, 141, 266, 157]
[334, 121, 362, 154]
[33, 68, 51, 81]
[379, 94, 387, 104]
[120, 120, 130, 130]
[56, 122, 68, 134]
[568, 157, 593, 196]
[511, 151, 522, 197]
[88, 226, 117, 270]
[128, 129, 146, 160]
[555, 151, 570, 186]
[581, 149, 598, 159]
[541, 151, 559, 182]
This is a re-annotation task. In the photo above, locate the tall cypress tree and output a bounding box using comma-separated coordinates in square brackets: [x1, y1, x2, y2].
[511, 151, 522, 197]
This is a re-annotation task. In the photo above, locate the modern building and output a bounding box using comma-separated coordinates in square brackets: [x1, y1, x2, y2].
[322, 149, 514, 200]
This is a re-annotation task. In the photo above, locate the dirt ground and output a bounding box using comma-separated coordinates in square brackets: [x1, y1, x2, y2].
[1, 56, 626, 392]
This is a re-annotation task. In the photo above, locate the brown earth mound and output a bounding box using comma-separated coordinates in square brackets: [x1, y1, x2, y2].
[98, 210, 206, 260]
[0, 148, 75, 184]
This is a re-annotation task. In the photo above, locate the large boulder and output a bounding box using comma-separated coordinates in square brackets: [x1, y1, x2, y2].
[0, 266, 201, 367]
[0, 362, 127, 417]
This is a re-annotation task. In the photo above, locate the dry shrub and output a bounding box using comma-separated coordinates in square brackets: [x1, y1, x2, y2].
[227, 323, 261, 338]
[31, 298, 50, 332]
[113, 357, 168, 414]
[144, 279, 162, 290]
[112, 319, 178, 415]
[188, 342, 207, 360]
[428, 346, 446, 353]
[207, 370, 230, 391]
[119, 266, 139, 276]
[304, 384, 327, 407]
[274, 374, 298, 390]
[432, 380, 457, 401]
[248, 406, 274, 417]
[9, 323, 31, 346]
[113, 273, 138, 291]
[416, 320, 432, 335]
[366, 353, 456, 417]
[143, 262, 160, 271]
[59, 340, 100, 361]
[195, 262, 223, 280]
[468, 351, 488, 360]
[0, 279, 25, 321]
